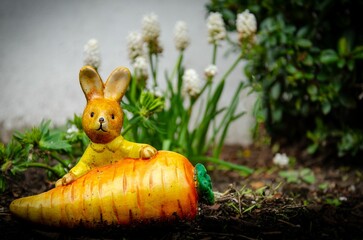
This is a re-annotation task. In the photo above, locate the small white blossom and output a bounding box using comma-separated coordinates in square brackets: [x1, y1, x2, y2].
[204, 64, 218, 78]
[67, 125, 79, 134]
[66, 125, 79, 139]
[273, 153, 289, 167]
[83, 38, 101, 69]
[339, 196, 347, 201]
[207, 12, 226, 44]
[127, 31, 144, 63]
[182, 69, 202, 98]
[149, 86, 163, 98]
[133, 56, 149, 83]
[141, 13, 161, 43]
[236, 10, 257, 39]
[174, 21, 190, 51]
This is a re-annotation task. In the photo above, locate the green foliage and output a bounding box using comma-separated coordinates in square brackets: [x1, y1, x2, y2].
[220, 183, 282, 216]
[0, 117, 88, 193]
[207, 0, 363, 160]
[122, 18, 253, 174]
[325, 198, 343, 207]
[279, 168, 316, 184]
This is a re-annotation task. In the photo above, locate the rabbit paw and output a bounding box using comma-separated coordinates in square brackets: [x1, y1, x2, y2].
[140, 145, 157, 159]
[55, 172, 76, 187]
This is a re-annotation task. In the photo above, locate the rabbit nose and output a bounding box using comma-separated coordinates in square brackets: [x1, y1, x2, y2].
[99, 117, 105, 123]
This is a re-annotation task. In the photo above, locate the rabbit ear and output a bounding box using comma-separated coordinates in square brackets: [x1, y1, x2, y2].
[104, 66, 131, 102]
[79, 66, 104, 101]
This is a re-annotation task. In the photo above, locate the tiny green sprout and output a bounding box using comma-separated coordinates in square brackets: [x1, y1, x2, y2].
[279, 168, 316, 184]
[255, 186, 268, 195]
[318, 182, 329, 191]
[325, 198, 342, 207]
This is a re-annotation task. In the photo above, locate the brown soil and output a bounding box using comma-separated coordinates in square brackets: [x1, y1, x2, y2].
[1, 144, 363, 239]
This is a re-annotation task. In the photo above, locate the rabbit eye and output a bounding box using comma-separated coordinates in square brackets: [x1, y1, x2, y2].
[90, 112, 94, 117]
[111, 114, 115, 120]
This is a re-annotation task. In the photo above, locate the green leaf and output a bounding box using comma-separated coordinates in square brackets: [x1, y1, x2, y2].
[338, 37, 348, 55]
[0, 176, 7, 193]
[352, 45, 363, 59]
[347, 59, 354, 71]
[286, 64, 297, 74]
[272, 107, 282, 122]
[325, 198, 342, 207]
[337, 58, 346, 68]
[271, 83, 281, 100]
[318, 182, 329, 190]
[279, 170, 299, 183]
[296, 26, 309, 38]
[339, 95, 356, 108]
[307, 85, 318, 96]
[302, 54, 314, 66]
[320, 49, 338, 64]
[300, 168, 316, 184]
[192, 156, 253, 175]
[322, 101, 331, 115]
[296, 38, 312, 48]
[307, 143, 318, 154]
[39, 133, 72, 152]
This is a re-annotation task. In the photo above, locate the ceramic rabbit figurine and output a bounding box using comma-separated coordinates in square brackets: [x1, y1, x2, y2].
[55, 66, 157, 187]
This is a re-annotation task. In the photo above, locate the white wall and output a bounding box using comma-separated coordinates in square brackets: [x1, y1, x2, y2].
[0, 0, 255, 144]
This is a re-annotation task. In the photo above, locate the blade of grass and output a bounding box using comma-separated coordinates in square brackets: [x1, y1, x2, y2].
[192, 156, 253, 175]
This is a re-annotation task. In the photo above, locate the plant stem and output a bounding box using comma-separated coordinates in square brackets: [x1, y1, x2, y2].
[176, 52, 184, 97]
[148, 50, 157, 87]
[122, 122, 136, 136]
[19, 162, 62, 177]
[191, 156, 253, 175]
[212, 44, 218, 65]
[170, 52, 184, 84]
[221, 53, 243, 81]
[50, 152, 69, 169]
[206, 44, 218, 101]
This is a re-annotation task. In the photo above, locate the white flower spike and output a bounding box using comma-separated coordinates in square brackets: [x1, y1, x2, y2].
[207, 12, 226, 44]
[133, 56, 149, 82]
[174, 21, 190, 51]
[204, 64, 218, 78]
[127, 31, 144, 63]
[236, 10, 257, 39]
[182, 69, 202, 98]
[83, 38, 101, 69]
[142, 13, 161, 43]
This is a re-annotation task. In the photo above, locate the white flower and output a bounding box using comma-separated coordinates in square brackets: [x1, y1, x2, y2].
[182, 69, 202, 98]
[127, 31, 144, 63]
[133, 56, 149, 82]
[273, 153, 289, 167]
[236, 10, 257, 39]
[174, 21, 190, 51]
[149, 86, 163, 98]
[141, 13, 161, 43]
[67, 125, 79, 134]
[339, 196, 347, 201]
[66, 124, 79, 139]
[204, 64, 218, 78]
[83, 38, 101, 69]
[207, 12, 226, 44]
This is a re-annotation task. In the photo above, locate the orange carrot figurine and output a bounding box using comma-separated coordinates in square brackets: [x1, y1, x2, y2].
[9, 66, 214, 228]
[10, 151, 214, 228]
[56, 66, 157, 187]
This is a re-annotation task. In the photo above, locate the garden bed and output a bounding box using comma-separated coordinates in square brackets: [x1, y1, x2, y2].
[1, 144, 363, 239]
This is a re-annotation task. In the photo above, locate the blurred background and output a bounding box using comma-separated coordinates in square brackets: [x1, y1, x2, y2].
[0, 0, 255, 144]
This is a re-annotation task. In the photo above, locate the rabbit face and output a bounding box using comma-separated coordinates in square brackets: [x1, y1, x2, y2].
[82, 98, 123, 144]
[79, 66, 131, 144]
